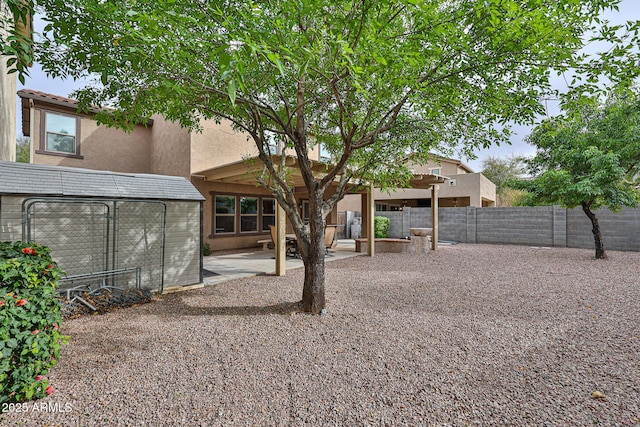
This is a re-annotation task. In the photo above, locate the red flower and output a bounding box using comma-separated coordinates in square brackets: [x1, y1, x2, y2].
[48, 264, 54, 269]
[53, 323, 59, 330]
[21, 247, 36, 255]
[16, 298, 28, 307]
[0, 301, 4, 307]
[35, 375, 43, 381]
[45, 385, 53, 395]
[32, 330, 39, 335]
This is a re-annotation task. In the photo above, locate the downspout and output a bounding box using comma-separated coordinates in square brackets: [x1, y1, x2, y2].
[29, 99, 34, 163]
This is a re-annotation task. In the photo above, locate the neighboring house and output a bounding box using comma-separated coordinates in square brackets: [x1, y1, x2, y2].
[18, 89, 335, 251]
[338, 156, 496, 213]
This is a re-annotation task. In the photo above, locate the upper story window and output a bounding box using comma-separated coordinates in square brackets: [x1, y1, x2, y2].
[38, 111, 82, 158]
[319, 143, 331, 162]
[429, 167, 441, 175]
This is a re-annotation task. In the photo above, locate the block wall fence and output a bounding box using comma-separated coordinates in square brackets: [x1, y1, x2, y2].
[376, 206, 640, 251]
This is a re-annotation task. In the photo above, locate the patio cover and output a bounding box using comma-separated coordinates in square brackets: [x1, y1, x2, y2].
[363, 173, 448, 256]
[193, 155, 332, 188]
[193, 156, 447, 275]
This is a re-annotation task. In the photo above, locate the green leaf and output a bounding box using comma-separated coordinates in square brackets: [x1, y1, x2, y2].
[227, 79, 237, 105]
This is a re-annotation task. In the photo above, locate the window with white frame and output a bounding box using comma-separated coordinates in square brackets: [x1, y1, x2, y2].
[429, 167, 441, 175]
[41, 111, 79, 155]
[319, 143, 331, 162]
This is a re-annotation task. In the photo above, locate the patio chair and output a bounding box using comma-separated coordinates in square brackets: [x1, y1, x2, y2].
[324, 225, 337, 255]
[269, 225, 299, 258]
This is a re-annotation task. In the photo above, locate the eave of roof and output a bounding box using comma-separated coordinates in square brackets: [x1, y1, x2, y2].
[0, 161, 204, 201]
[17, 89, 154, 135]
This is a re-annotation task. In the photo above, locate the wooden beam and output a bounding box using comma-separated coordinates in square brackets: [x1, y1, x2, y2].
[367, 183, 375, 257]
[431, 184, 439, 250]
[275, 201, 286, 275]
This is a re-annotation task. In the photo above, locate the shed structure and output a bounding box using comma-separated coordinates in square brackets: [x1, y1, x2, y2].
[0, 161, 204, 292]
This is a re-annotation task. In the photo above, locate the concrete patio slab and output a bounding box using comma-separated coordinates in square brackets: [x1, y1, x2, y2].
[201, 239, 362, 285]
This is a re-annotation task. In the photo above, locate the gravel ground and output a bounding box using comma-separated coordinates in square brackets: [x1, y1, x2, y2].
[2, 244, 639, 426]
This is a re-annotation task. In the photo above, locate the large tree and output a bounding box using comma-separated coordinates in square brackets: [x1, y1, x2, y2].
[15, 136, 29, 162]
[516, 87, 640, 259]
[1, 0, 32, 80]
[481, 155, 527, 206]
[7, 0, 640, 312]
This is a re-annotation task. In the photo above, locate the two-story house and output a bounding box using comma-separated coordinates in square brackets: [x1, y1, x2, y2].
[18, 89, 496, 250]
[337, 156, 496, 213]
[18, 89, 340, 251]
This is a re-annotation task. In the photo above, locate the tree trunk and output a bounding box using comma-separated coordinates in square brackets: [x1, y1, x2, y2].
[299, 191, 326, 313]
[581, 202, 607, 260]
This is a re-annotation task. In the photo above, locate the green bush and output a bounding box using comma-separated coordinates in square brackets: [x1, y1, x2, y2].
[374, 216, 390, 238]
[0, 242, 67, 404]
[203, 243, 212, 256]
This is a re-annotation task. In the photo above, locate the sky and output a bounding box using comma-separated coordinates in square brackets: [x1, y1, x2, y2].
[16, 0, 640, 172]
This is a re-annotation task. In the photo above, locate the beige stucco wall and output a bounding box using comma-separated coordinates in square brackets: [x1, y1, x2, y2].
[30, 105, 153, 173]
[478, 173, 497, 207]
[191, 118, 325, 173]
[194, 178, 274, 251]
[149, 114, 191, 178]
[190, 119, 257, 173]
[194, 177, 340, 251]
[337, 172, 496, 211]
[409, 158, 473, 175]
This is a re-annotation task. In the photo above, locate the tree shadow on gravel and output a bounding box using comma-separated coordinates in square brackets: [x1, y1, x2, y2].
[157, 295, 303, 317]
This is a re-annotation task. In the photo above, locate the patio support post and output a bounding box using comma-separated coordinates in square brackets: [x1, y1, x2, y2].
[367, 183, 375, 257]
[275, 201, 286, 275]
[431, 184, 439, 250]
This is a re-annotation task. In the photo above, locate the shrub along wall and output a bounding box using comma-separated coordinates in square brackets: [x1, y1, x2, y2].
[376, 206, 640, 251]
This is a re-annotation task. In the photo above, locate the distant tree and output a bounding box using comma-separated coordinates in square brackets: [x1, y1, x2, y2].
[15, 136, 29, 162]
[515, 87, 640, 259]
[481, 155, 527, 206]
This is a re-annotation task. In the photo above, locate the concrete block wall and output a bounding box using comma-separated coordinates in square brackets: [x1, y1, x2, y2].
[566, 207, 640, 251]
[437, 208, 467, 242]
[375, 211, 403, 238]
[381, 205, 640, 252]
[476, 206, 554, 246]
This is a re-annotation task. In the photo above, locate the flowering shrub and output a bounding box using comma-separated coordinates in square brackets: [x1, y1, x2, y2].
[0, 242, 67, 404]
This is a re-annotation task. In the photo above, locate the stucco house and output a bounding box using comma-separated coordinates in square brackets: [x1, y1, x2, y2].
[18, 89, 341, 252]
[17, 89, 494, 250]
[337, 156, 496, 213]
